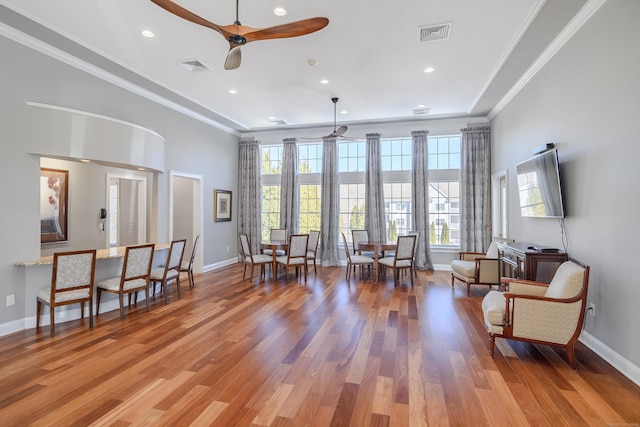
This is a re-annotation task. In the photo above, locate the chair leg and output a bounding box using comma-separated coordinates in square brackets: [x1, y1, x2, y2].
[189, 268, 195, 289]
[145, 288, 151, 312]
[36, 300, 42, 329]
[567, 342, 576, 370]
[243, 263, 247, 279]
[96, 288, 102, 315]
[176, 278, 182, 299]
[119, 293, 125, 320]
[88, 300, 93, 328]
[410, 267, 415, 287]
[49, 306, 55, 337]
[162, 281, 169, 304]
[80, 300, 85, 320]
[489, 335, 496, 355]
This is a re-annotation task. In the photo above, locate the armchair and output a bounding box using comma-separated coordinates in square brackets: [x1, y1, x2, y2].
[481, 260, 590, 369]
[451, 240, 500, 296]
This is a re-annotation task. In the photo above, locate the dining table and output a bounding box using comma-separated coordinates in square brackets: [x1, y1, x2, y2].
[260, 240, 289, 278]
[358, 240, 398, 281]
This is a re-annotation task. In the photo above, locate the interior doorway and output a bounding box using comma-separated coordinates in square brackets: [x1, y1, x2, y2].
[170, 171, 203, 278]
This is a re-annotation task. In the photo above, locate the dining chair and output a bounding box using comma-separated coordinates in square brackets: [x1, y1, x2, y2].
[36, 249, 97, 336]
[379, 234, 417, 286]
[407, 231, 420, 277]
[240, 233, 273, 281]
[276, 234, 309, 282]
[342, 233, 374, 281]
[263, 228, 287, 256]
[96, 243, 154, 320]
[150, 239, 186, 304]
[306, 230, 320, 274]
[180, 235, 200, 290]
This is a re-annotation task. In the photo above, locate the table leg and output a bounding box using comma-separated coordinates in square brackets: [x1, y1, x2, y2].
[374, 251, 379, 281]
[272, 253, 277, 279]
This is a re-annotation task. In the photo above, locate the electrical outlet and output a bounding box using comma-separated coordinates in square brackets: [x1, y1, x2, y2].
[588, 303, 596, 317]
[6, 294, 15, 307]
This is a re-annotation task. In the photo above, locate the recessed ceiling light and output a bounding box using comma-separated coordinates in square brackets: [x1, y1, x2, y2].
[274, 7, 287, 16]
[268, 116, 277, 120]
[137, 167, 145, 171]
[141, 30, 154, 38]
[416, 104, 426, 108]
[340, 110, 348, 115]
[319, 79, 330, 84]
[80, 159, 90, 163]
[424, 67, 435, 73]
[228, 89, 238, 94]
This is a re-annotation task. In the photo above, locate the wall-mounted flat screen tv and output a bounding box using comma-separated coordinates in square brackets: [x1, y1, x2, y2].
[516, 149, 565, 218]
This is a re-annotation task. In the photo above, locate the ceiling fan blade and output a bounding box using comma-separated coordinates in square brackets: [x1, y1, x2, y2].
[243, 17, 329, 42]
[224, 46, 242, 70]
[335, 126, 348, 136]
[149, 0, 228, 38]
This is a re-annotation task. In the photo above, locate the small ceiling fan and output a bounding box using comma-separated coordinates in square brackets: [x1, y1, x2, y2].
[302, 97, 355, 140]
[150, 0, 329, 70]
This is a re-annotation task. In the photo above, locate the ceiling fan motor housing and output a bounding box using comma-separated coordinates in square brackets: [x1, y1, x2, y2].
[229, 34, 247, 45]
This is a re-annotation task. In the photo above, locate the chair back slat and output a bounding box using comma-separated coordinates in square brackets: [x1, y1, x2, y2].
[270, 228, 287, 241]
[53, 251, 96, 292]
[123, 244, 155, 280]
[396, 235, 416, 261]
[352, 230, 368, 251]
[308, 230, 320, 251]
[288, 234, 309, 258]
[240, 234, 252, 258]
[167, 239, 186, 270]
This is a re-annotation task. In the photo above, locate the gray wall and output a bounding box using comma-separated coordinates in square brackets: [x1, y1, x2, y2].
[0, 34, 238, 325]
[491, 0, 640, 371]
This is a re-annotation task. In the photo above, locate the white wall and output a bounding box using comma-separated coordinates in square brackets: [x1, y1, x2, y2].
[0, 34, 238, 326]
[491, 0, 640, 376]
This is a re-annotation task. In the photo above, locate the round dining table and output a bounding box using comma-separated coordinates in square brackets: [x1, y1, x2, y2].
[260, 240, 289, 278]
[358, 240, 397, 281]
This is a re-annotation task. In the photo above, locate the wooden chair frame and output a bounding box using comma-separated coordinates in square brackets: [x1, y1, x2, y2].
[150, 239, 186, 304]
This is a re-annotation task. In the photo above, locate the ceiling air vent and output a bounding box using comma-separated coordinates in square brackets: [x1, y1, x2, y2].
[419, 22, 452, 42]
[413, 107, 431, 116]
[178, 59, 209, 72]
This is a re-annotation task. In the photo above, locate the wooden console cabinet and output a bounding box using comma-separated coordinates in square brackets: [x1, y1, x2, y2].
[497, 241, 568, 283]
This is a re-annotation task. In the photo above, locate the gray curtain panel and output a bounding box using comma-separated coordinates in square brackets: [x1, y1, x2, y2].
[460, 126, 492, 252]
[411, 130, 433, 270]
[364, 133, 387, 242]
[237, 137, 262, 255]
[280, 137, 299, 236]
[320, 137, 340, 266]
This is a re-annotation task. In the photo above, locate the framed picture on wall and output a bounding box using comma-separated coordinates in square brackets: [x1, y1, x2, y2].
[40, 168, 69, 244]
[214, 189, 232, 222]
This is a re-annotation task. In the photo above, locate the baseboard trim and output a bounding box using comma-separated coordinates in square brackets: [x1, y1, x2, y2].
[202, 256, 239, 273]
[579, 331, 640, 387]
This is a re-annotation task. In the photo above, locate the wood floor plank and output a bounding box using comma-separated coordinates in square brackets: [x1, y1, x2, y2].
[0, 265, 637, 426]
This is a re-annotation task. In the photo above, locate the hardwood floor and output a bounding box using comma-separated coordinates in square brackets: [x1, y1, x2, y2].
[0, 264, 638, 426]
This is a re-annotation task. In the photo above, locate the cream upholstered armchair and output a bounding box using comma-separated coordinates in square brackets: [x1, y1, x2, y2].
[481, 260, 590, 369]
[451, 240, 500, 296]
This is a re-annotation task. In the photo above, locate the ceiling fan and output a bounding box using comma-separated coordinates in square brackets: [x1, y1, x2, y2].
[302, 97, 355, 140]
[150, 0, 329, 70]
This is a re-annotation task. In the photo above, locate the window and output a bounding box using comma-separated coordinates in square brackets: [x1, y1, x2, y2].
[261, 145, 283, 240]
[259, 134, 461, 249]
[299, 184, 321, 234]
[339, 183, 365, 243]
[298, 143, 322, 233]
[384, 182, 412, 240]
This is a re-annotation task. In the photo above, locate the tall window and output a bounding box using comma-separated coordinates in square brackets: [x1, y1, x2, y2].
[260, 145, 283, 240]
[339, 183, 365, 243]
[428, 136, 461, 246]
[298, 143, 322, 234]
[381, 138, 412, 240]
[338, 141, 366, 243]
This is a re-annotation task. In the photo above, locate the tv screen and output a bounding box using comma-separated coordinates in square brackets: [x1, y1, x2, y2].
[516, 149, 565, 218]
